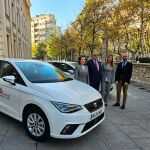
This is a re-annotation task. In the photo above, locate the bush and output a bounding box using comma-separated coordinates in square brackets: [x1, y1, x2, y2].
[139, 57, 150, 63]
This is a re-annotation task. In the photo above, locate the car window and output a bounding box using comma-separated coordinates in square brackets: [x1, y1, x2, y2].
[70, 62, 77, 68]
[0, 61, 26, 86]
[16, 62, 72, 83]
[51, 63, 61, 69]
[61, 63, 74, 72]
[49, 62, 75, 73]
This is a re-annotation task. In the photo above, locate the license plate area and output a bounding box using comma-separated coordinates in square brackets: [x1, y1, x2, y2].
[90, 109, 102, 121]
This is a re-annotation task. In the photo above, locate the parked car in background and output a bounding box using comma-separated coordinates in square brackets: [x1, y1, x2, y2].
[0, 58, 105, 141]
[48, 61, 77, 78]
[48, 60, 113, 91]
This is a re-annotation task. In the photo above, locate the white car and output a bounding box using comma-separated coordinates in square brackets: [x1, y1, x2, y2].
[0, 58, 105, 141]
[48, 61, 77, 78]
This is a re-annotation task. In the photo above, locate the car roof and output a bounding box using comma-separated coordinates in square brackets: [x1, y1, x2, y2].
[0, 58, 41, 63]
[48, 60, 76, 64]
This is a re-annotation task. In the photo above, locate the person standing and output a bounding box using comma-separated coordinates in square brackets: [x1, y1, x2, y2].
[101, 55, 115, 106]
[86, 51, 103, 91]
[74, 55, 89, 84]
[135, 52, 140, 62]
[113, 53, 133, 109]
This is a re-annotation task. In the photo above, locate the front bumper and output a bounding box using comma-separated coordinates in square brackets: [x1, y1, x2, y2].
[44, 102, 105, 139]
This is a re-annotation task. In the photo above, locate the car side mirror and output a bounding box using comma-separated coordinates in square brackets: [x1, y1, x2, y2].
[2, 76, 16, 86]
[68, 70, 74, 74]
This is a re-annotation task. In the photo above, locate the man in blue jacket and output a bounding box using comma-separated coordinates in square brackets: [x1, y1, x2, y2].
[113, 53, 133, 109]
[86, 51, 103, 91]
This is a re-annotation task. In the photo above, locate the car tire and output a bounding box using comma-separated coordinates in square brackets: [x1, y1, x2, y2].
[23, 107, 50, 142]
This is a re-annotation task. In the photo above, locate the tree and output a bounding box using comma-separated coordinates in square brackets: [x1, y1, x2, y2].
[32, 43, 46, 60]
[44, 0, 150, 61]
[46, 33, 62, 60]
[71, 14, 87, 55]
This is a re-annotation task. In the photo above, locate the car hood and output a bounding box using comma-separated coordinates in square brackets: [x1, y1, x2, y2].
[31, 80, 101, 105]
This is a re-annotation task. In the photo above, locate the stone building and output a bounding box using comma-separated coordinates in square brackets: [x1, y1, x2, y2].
[0, 0, 32, 58]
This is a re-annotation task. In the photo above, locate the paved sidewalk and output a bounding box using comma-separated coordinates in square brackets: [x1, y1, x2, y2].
[0, 84, 150, 150]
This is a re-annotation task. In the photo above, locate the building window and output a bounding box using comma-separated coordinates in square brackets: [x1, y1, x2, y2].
[13, 39, 16, 57]
[6, 34, 10, 57]
[17, 11, 20, 29]
[4, 0, 9, 16]
[12, 3, 15, 23]
[4, 0, 7, 13]
[18, 42, 21, 58]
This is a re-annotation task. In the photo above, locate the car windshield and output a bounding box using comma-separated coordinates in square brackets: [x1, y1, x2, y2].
[16, 62, 73, 83]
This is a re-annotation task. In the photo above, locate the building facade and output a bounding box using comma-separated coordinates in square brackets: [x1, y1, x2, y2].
[0, 0, 32, 58]
[31, 14, 57, 45]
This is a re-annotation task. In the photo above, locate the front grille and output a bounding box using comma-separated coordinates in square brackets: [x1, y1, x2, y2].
[84, 99, 103, 113]
[82, 112, 104, 133]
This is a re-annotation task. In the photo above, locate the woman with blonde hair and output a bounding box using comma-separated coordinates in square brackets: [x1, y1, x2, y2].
[101, 55, 115, 106]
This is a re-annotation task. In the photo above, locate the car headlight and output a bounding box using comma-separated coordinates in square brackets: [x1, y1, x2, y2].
[51, 101, 82, 113]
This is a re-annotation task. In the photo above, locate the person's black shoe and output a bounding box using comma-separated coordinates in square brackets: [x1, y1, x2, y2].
[121, 105, 125, 109]
[113, 103, 120, 106]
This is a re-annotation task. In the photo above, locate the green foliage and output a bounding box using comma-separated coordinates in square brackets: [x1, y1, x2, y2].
[34, 0, 150, 60]
[32, 43, 46, 60]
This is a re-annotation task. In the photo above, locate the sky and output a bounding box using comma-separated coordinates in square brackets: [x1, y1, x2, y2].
[30, 0, 86, 31]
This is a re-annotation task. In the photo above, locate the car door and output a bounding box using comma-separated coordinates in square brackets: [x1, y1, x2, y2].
[0, 61, 26, 118]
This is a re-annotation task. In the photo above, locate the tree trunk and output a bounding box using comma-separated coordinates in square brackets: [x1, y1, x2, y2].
[138, 7, 144, 53]
[101, 37, 108, 62]
[91, 25, 96, 54]
[79, 47, 81, 55]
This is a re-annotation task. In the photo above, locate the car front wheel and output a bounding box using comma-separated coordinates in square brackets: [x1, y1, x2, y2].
[23, 107, 50, 141]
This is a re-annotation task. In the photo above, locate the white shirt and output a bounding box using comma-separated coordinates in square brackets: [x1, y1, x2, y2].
[82, 65, 85, 70]
[122, 61, 128, 68]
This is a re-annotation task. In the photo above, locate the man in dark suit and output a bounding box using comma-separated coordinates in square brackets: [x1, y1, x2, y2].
[86, 51, 103, 91]
[113, 53, 133, 109]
